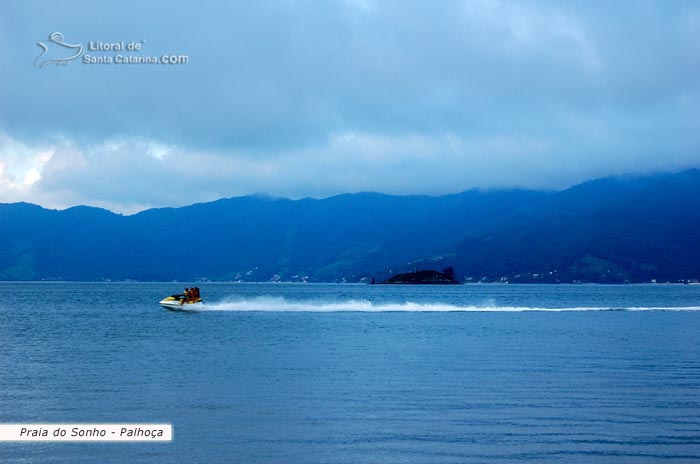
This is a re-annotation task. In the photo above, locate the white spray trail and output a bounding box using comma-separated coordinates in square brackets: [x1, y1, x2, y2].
[195, 297, 700, 312]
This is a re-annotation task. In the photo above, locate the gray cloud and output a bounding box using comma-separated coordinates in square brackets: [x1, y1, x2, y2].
[0, 0, 698, 211]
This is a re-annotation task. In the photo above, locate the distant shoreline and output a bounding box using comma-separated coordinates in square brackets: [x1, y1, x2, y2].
[1, 280, 698, 286]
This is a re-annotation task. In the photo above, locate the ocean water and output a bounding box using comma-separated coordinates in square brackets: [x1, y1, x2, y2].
[1, 282, 700, 463]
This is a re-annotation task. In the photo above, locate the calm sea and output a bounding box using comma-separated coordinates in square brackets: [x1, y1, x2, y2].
[1, 282, 700, 463]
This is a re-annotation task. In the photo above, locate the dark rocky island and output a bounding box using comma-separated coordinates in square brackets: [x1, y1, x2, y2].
[380, 267, 460, 285]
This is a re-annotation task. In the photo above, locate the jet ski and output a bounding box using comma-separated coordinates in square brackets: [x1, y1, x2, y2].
[159, 294, 202, 311]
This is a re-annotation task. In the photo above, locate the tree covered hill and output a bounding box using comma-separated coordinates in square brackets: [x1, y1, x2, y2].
[1, 170, 699, 283]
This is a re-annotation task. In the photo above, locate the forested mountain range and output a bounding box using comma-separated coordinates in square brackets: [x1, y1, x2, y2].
[1, 170, 699, 283]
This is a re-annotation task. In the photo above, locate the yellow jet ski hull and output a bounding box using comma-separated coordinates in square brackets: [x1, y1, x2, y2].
[159, 295, 203, 311]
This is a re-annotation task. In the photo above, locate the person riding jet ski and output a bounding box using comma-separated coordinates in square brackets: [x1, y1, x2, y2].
[159, 287, 203, 310]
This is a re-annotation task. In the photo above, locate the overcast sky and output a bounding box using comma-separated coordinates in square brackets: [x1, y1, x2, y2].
[1, 0, 699, 213]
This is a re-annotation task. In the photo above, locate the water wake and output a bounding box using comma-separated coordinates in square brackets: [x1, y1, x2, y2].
[197, 297, 700, 313]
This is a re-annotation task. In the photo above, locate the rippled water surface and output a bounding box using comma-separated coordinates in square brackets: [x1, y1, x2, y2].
[1, 282, 700, 463]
